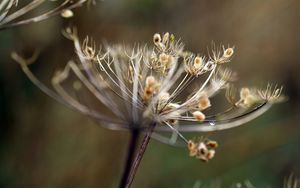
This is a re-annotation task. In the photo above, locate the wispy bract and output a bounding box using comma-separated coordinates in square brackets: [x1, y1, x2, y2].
[0, 0, 90, 30]
[12, 28, 284, 162]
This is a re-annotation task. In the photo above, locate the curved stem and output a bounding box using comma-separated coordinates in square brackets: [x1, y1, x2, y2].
[119, 129, 140, 188]
[125, 123, 156, 188]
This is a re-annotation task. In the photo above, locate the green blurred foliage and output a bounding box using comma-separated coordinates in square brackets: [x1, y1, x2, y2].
[1, 0, 300, 187]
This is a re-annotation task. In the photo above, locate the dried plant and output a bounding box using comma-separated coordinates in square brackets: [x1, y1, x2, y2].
[12, 28, 284, 188]
[0, 0, 91, 30]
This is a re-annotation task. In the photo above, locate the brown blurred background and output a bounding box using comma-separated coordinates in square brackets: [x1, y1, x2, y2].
[0, 0, 300, 187]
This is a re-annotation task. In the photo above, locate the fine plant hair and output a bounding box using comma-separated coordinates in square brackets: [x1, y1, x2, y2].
[12, 28, 285, 188]
[0, 0, 91, 30]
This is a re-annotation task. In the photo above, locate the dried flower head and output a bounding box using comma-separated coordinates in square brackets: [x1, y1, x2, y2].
[0, 0, 90, 30]
[188, 138, 218, 162]
[12, 29, 285, 162]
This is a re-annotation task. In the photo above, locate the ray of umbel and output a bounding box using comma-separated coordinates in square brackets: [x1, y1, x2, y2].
[12, 28, 284, 188]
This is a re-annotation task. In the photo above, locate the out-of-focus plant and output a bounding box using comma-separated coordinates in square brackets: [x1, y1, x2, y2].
[0, 0, 91, 30]
[192, 174, 299, 188]
[12, 28, 285, 188]
[284, 174, 300, 188]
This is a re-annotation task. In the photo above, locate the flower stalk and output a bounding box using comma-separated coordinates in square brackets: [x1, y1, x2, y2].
[123, 123, 156, 188]
[119, 129, 140, 188]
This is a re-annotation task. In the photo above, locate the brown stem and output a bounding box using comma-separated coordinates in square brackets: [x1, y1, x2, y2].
[125, 123, 156, 188]
[119, 130, 140, 188]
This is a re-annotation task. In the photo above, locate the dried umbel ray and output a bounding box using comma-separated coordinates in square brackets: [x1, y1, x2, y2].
[0, 0, 91, 30]
[12, 28, 284, 162]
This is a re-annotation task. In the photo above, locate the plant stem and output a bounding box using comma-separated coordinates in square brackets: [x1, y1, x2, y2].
[119, 129, 140, 188]
[125, 123, 156, 188]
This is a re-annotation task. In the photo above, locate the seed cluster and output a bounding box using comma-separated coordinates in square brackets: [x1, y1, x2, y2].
[188, 139, 218, 162]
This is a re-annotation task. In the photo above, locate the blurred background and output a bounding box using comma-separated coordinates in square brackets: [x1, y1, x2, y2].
[0, 0, 300, 187]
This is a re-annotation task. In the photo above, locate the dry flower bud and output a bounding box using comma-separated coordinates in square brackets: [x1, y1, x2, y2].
[188, 141, 198, 157]
[240, 88, 250, 100]
[167, 119, 178, 125]
[206, 140, 218, 149]
[162, 32, 170, 44]
[188, 140, 196, 150]
[143, 88, 153, 100]
[145, 76, 156, 87]
[244, 95, 256, 107]
[158, 53, 174, 70]
[206, 150, 215, 160]
[196, 143, 209, 162]
[144, 76, 161, 102]
[61, 9, 74, 18]
[193, 56, 203, 70]
[198, 95, 211, 110]
[223, 47, 234, 58]
[153, 33, 161, 45]
[166, 111, 181, 125]
[197, 142, 208, 155]
[159, 53, 170, 64]
[193, 111, 206, 122]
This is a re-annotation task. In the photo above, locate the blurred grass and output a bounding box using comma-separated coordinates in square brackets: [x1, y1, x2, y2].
[1, 0, 300, 187]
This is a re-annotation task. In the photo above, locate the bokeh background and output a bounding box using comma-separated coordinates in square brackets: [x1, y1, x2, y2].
[1, 0, 300, 187]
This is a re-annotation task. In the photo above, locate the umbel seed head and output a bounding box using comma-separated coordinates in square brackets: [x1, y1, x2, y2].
[13, 30, 285, 162]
